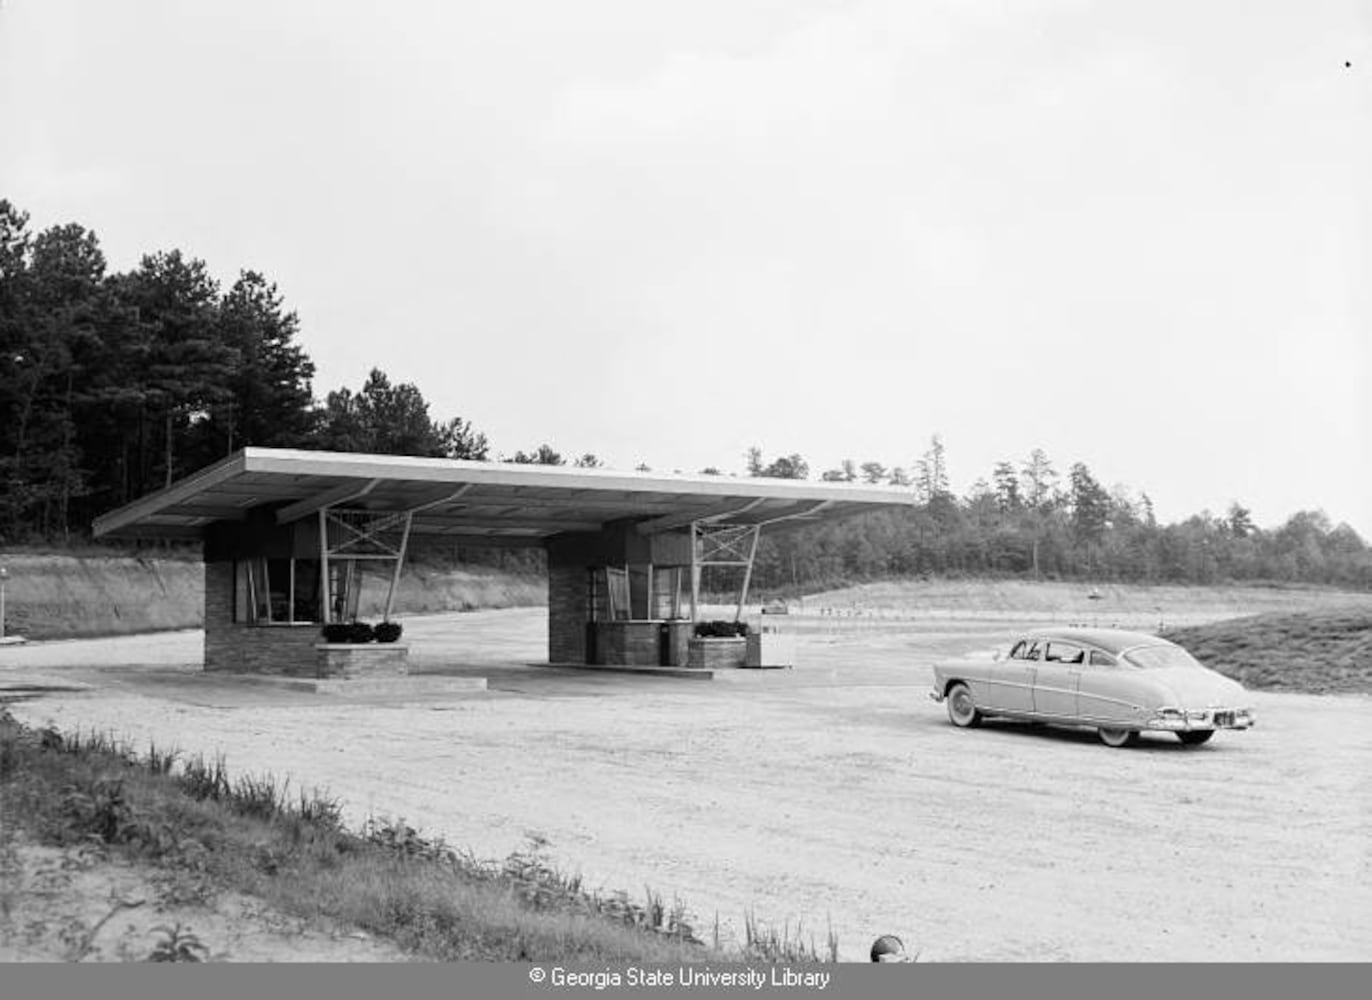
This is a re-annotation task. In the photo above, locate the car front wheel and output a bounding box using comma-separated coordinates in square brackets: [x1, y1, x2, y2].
[946, 682, 982, 729]
[1097, 727, 1139, 748]
[1177, 730, 1215, 746]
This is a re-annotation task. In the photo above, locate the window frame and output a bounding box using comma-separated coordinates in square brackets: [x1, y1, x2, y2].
[1044, 642, 1085, 664]
[233, 556, 323, 625]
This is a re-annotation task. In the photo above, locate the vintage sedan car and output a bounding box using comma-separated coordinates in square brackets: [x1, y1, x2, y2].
[930, 627, 1255, 747]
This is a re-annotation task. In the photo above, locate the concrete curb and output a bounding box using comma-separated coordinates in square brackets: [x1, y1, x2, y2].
[539, 662, 715, 680]
[196, 673, 491, 696]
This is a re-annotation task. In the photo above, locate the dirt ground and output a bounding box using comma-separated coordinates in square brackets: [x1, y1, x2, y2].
[3, 603, 1370, 962]
[0, 839, 410, 963]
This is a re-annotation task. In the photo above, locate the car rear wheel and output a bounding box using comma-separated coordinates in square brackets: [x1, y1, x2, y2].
[1177, 730, 1215, 746]
[1097, 727, 1139, 748]
[946, 683, 982, 729]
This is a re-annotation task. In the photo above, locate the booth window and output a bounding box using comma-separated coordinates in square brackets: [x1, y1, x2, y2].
[606, 567, 631, 620]
[234, 558, 323, 624]
[587, 565, 686, 622]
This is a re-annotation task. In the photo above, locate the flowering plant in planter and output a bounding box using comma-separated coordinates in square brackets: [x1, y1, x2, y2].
[693, 620, 749, 638]
[320, 623, 350, 643]
[374, 621, 403, 643]
[320, 621, 376, 644]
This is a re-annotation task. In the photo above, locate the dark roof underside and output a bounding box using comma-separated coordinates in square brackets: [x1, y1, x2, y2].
[93, 448, 919, 545]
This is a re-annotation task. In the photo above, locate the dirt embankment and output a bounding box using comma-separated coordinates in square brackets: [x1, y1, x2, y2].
[358, 562, 544, 618]
[0, 555, 204, 640]
[800, 579, 1372, 627]
[0, 554, 545, 641]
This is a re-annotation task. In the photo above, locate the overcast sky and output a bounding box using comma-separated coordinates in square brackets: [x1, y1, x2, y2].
[2, 0, 1368, 537]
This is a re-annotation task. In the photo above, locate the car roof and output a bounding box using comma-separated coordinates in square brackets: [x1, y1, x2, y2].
[1021, 627, 1175, 656]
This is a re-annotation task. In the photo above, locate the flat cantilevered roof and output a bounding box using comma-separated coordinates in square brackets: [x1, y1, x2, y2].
[93, 447, 919, 544]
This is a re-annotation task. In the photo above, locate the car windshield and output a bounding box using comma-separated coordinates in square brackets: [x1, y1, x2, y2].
[1123, 644, 1203, 670]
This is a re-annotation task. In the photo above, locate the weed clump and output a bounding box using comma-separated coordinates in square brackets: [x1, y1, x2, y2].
[147, 923, 209, 962]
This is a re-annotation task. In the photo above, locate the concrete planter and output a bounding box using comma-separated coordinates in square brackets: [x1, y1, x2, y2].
[314, 642, 409, 679]
[686, 636, 747, 670]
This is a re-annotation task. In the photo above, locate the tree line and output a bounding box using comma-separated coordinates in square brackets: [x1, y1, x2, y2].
[2, 199, 1367, 589]
[0, 199, 561, 542]
[744, 443, 1371, 591]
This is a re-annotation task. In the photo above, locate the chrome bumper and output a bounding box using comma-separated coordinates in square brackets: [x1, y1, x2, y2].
[1148, 708, 1257, 731]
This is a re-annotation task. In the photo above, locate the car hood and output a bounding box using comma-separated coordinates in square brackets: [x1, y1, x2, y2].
[1146, 667, 1248, 707]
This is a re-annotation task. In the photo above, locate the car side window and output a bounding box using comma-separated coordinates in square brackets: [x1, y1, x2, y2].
[1009, 640, 1028, 660]
[1089, 650, 1116, 667]
[1045, 642, 1084, 664]
[1024, 641, 1041, 661]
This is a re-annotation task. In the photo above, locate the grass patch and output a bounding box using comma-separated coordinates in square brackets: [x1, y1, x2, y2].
[1164, 609, 1372, 694]
[0, 710, 833, 963]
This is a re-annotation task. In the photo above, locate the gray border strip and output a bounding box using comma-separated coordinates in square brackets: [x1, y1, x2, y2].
[2, 963, 1366, 1000]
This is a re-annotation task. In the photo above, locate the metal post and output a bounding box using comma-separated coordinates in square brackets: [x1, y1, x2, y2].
[343, 560, 356, 621]
[0, 565, 7, 639]
[245, 561, 258, 623]
[264, 558, 277, 623]
[689, 523, 700, 623]
[735, 525, 761, 622]
[319, 508, 332, 623]
[383, 511, 413, 623]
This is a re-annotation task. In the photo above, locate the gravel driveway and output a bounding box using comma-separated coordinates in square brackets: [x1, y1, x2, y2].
[4, 608, 1369, 962]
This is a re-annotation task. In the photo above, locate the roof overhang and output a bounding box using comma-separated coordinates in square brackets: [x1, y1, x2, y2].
[92, 448, 919, 544]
